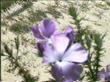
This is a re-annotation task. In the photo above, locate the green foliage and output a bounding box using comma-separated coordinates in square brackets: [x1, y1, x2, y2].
[84, 32, 105, 82]
[47, 5, 61, 18]
[27, 9, 47, 23]
[4, 43, 13, 56]
[19, 68, 38, 82]
[44, 79, 56, 82]
[69, 5, 84, 43]
[69, 5, 105, 82]
[2, 36, 38, 82]
[15, 35, 20, 52]
[6, 1, 33, 18]
[1, 0, 18, 11]
[91, 33, 105, 81]
[9, 21, 31, 34]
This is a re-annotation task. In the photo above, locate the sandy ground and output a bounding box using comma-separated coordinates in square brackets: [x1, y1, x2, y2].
[1, 1, 110, 82]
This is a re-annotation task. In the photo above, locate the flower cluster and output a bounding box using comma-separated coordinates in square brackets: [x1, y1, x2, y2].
[32, 19, 89, 82]
[98, 64, 110, 81]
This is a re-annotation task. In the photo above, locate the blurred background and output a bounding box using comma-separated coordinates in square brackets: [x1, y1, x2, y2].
[1, 0, 110, 82]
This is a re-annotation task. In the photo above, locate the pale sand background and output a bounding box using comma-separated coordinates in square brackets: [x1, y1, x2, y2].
[1, 1, 110, 82]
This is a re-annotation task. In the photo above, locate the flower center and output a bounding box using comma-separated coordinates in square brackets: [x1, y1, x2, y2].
[48, 38, 53, 45]
[59, 59, 62, 62]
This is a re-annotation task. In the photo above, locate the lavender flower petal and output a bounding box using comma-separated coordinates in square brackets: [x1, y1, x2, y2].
[36, 43, 45, 53]
[98, 68, 106, 81]
[98, 65, 110, 81]
[43, 44, 60, 64]
[106, 64, 110, 81]
[32, 25, 44, 39]
[51, 61, 83, 82]
[51, 33, 70, 54]
[63, 43, 88, 63]
[39, 19, 58, 38]
[65, 26, 76, 44]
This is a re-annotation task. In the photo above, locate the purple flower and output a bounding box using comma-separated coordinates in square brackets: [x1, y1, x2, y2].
[51, 61, 83, 82]
[43, 33, 88, 64]
[32, 19, 75, 54]
[32, 19, 88, 81]
[32, 19, 58, 52]
[43, 33, 88, 81]
[32, 19, 58, 40]
[98, 64, 110, 81]
[65, 26, 76, 44]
